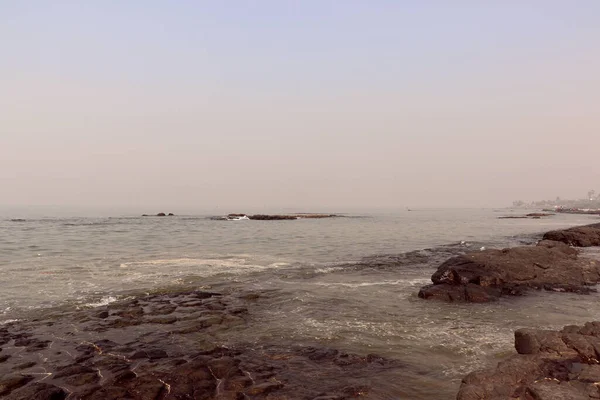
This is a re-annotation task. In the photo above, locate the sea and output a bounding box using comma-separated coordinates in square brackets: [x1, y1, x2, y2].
[1, 207, 600, 398]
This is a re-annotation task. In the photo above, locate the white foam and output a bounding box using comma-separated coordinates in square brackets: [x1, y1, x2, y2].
[84, 296, 117, 308]
[227, 215, 250, 221]
[116, 257, 286, 285]
[314, 266, 345, 274]
[315, 279, 406, 288]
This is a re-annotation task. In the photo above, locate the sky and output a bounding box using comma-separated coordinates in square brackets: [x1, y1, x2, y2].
[1, 1, 599, 211]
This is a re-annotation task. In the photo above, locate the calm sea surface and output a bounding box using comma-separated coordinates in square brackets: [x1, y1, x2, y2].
[2, 208, 600, 398]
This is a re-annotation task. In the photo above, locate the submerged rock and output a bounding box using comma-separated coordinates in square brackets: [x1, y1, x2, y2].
[458, 321, 600, 399]
[418, 242, 600, 302]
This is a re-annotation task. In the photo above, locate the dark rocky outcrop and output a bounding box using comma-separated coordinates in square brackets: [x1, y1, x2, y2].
[498, 213, 554, 219]
[248, 214, 298, 220]
[548, 208, 600, 215]
[219, 213, 342, 221]
[0, 290, 401, 399]
[418, 241, 600, 302]
[458, 321, 600, 400]
[543, 223, 600, 247]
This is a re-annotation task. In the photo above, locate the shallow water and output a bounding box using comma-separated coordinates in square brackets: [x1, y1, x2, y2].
[1, 208, 599, 397]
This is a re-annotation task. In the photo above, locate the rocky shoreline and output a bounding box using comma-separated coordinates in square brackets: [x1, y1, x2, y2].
[418, 222, 600, 399]
[418, 223, 600, 303]
[0, 290, 400, 399]
[458, 321, 600, 399]
[2, 223, 600, 399]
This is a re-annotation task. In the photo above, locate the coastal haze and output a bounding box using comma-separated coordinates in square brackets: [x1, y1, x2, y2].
[3, 3, 600, 400]
[2, 2, 600, 210]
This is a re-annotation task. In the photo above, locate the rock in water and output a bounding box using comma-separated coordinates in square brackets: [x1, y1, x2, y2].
[0, 290, 403, 399]
[543, 223, 600, 247]
[418, 242, 600, 302]
[458, 321, 600, 399]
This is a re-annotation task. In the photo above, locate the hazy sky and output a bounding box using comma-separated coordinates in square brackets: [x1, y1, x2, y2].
[2, 1, 599, 210]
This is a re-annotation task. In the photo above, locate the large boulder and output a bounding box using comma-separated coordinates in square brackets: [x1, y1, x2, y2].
[418, 244, 600, 302]
[457, 322, 600, 399]
[543, 223, 600, 247]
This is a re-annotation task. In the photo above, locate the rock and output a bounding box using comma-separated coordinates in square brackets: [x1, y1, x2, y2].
[6, 382, 68, 400]
[419, 245, 600, 302]
[249, 214, 298, 220]
[168, 213, 174, 216]
[536, 239, 579, 256]
[543, 223, 600, 247]
[130, 349, 168, 360]
[156, 213, 166, 217]
[245, 381, 284, 395]
[458, 321, 600, 399]
[94, 310, 109, 319]
[498, 213, 554, 219]
[222, 213, 341, 221]
[0, 375, 34, 396]
[0, 289, 403, 399]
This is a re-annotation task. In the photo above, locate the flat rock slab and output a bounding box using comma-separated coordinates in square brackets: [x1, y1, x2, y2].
[457, 321, 600, 399]
[0, 290, 401, 400]
[419, 240, 600, 302]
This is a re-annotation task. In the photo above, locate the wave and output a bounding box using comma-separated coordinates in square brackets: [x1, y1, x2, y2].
[83, 295, 118, 308]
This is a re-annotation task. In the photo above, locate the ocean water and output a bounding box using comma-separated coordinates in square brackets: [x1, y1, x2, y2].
[1, 208, 600, 398]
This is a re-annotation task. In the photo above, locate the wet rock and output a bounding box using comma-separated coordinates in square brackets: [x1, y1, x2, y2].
[245, 381, 284, 395]
[419, 244, 600, 302]
[0, 289, 404, 399]
[147, 316, 178, 324]
[543, 223, 600, 247]
[458, 321, 600, 399]
[0, 375, 34, 396]
[156, 212, 166, 216]
[536, 239, 579, 256]
[6, 382, 68, 400]
[94, 310, 109, 319]
[130, 349, 168, 360]
[13, 361, 36, 370]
